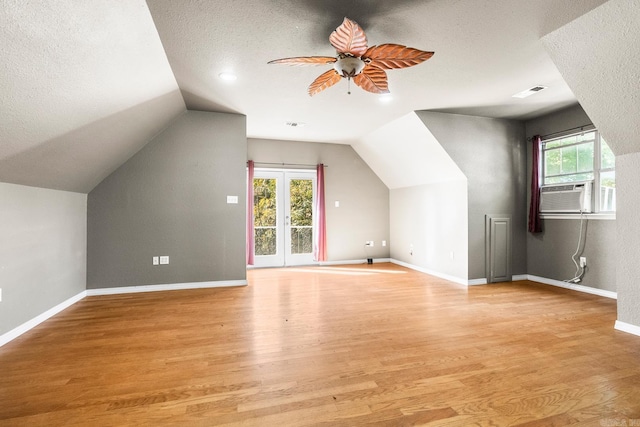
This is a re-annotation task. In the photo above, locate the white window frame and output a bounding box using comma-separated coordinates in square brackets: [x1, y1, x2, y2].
[541, 129, 615, 216]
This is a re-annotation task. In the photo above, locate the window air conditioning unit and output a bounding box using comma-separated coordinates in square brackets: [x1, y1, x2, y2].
[540, 181, 592, 213]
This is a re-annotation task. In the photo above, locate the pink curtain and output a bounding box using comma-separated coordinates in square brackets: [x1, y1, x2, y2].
[246, 160, 255, 265]
[313, 164, 327, 262]
[528, 136, 543, 233]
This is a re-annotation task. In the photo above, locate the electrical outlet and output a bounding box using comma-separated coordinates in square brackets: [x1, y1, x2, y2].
[580, 256, 587, 267]
[410, 244, 413, 256]
[160, 256, 169, 265]
[382, 240, 386, 247]
[153, 256, 159, 266]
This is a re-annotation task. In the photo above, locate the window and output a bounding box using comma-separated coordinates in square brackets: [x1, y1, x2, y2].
[542, 130, 615, 212]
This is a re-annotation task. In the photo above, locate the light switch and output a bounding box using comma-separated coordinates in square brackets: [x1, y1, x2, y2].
[335, 201, 340, 207]
[152, 256, 159, 266]
[227, 195, 238, 204]
[160, 256, 169, 265]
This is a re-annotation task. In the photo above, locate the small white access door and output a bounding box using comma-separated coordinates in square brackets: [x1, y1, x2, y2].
[252, 170, 316, 267]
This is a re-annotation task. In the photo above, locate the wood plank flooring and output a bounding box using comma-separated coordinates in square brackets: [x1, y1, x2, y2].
[1, 263, 640, 426]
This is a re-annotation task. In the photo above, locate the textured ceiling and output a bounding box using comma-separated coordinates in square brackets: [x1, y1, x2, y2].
[146, 0, 608, 143]
[0, 0, 185, 193]
[0, 0, 611, 192]
[542, 0, 640, 156]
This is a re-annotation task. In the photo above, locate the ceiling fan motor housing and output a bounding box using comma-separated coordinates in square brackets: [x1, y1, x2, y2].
[334, 55, 366, 78]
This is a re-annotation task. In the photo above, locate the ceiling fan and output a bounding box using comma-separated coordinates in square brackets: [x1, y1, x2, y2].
[268, 17, 434, 96]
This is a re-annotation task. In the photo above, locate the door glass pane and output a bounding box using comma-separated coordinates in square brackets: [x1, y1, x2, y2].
[253, 178, 277, 256]
[289, 179, 313, 255]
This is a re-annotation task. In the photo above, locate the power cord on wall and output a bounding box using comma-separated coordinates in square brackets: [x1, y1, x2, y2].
[564, 212, 587, 284]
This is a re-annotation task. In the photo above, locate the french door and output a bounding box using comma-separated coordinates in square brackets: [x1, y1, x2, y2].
[252, 170, 316, 267]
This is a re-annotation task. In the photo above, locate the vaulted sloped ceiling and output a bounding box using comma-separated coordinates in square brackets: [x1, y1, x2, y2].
[541, 0, 640, 157]
[1, 0, 612, 193]
[351, 112, 465, 189]
[0, 0, 185, 193]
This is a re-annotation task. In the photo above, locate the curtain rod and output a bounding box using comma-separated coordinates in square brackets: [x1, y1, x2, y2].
[250, 161, 328, 168]
[528, 123, 594, 141]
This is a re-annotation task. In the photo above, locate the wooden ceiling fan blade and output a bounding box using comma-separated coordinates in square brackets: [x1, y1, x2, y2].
[353, 65, 389, 94]
[329, 18, 368, 57]
[268, 56, 337, 66]
[364, 44, 434, 69]
[308, 69, 342, 96]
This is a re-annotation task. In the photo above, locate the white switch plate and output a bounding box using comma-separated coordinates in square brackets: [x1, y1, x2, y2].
[335, 201, 340, 207]
[382, 240, 386, 247]
[160, 256, 169, 265]
[152, 256, 159, 266]
[227, 195, 238, 204]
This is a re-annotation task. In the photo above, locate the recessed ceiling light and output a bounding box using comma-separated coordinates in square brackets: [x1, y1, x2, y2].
[218, 72, 237, 82]
[512, 85, 548, 99]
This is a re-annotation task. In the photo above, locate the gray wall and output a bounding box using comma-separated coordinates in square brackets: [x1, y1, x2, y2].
[541, 0, 639, 328]
[248, 139, 389, 261]
[527, 220, 615, 291]
[525, 104, 616, 292]
[616, 153, 640, 323]
[390, 181, 468, 280]
[0, 183, 86, 335]
[416, 111, 527, 280]
[87, 111, 247, 288]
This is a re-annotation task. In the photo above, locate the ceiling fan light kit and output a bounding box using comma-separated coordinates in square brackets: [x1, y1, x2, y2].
[334, 55, 366, 78]
[268, 17, 434, 96]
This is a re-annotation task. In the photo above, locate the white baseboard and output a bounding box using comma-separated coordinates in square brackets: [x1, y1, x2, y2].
[614, 320, 640, 337]
[527, 275, 617, 299]
[86, 279, 247, 296]
[0, 290, 87, 348]
[390, 259, 468, 286]
[1, 280, 247, 348]
[513, 274, 528, 281]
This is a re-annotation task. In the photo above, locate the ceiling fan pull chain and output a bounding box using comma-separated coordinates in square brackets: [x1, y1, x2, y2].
[348, 77, 351, 95]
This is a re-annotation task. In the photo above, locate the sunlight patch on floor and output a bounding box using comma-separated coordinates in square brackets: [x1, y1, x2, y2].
[286, 266, 407, 276]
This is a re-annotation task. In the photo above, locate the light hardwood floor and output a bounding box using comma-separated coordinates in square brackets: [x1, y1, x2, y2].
[1, 263, 639, 426]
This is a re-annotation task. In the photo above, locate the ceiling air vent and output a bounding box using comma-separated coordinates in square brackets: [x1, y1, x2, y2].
[285, 122, 305, 127]
[512, 85, 548, 98]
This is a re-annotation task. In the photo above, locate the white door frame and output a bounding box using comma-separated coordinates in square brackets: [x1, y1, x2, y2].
[252, 169, 316, 267]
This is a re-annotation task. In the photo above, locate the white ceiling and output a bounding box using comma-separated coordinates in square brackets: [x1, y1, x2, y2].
[0, 0, 185, 193]
[352, 112, 466, 189]
[0, 0, 609, 192]
[146, 0, 608, 143]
